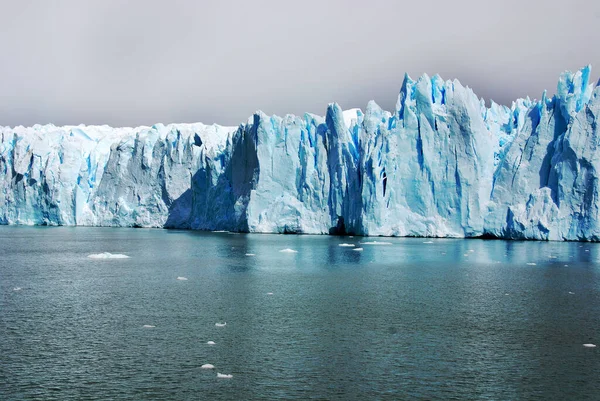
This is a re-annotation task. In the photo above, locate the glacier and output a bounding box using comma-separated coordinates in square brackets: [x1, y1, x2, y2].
[1, 66, 600, 241]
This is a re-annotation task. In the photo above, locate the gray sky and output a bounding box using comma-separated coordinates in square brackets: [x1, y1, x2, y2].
[1, 0, 599, 128]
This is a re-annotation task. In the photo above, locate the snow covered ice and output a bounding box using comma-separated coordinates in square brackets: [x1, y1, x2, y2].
[2, 67, 600, 241]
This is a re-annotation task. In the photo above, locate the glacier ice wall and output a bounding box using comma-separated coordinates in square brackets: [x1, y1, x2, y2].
[1, 66, 599, 240]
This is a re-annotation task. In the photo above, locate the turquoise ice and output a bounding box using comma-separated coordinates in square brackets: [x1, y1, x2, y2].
[1, 66, 598, 240]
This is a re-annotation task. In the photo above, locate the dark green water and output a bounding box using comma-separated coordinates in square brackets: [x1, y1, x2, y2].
[1, 227, 600, 400]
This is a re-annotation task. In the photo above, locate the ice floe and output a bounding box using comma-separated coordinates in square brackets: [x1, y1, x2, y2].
[88, 252, 129, 259]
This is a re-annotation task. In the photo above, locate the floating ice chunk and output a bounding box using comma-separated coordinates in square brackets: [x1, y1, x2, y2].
[88, 252, 129, 259]
[213, 230, 229, 233]
[549, 256, 557, 259]
[217, 373, 233, 379]
[423, 241, 434, 244]
[468, 250, 475, 253]
[338, 243, 355, 247]
[585, 249, 590, 252]
[464, 253, 469, 256]
[13, 287, 22, 291]
[353, 248, 364, 251]
[568, 291, 575, 295]
[583, 344, 597, 348]
[361, 241, 392, 245]
[564, 265, 569, 267]
[267, 292, 274, 295]
[177, 276, 188, 281]
[207, 341, 216, 345]
[245, 253, 255, 256]
[143, 325, 155, 328]
[215, 322, 226, 327]
[348, 236, 354, 238]
[201, 364, 215, 369]
[505, 293, 510, 296]
[279, 249, 298, 253]
[526, 263, 537, 266]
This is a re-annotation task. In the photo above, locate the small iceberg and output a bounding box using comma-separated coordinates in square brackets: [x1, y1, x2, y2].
[279, 249, 298, 253]
[217, 373, 233, 379]
[361, 241, 392, 245]
[201, 364, 215, 369]
[215, 322, 226, 327]
[177, 277, 188, 281]
[353, 248, 364, 252]
[13, 287, 22, 291]
[142, 325, 155, 328]
[338, 243, 355, 247]
[568, 291, 575, 295]
[207, 341, 216, 345]
[245, 253, 255, 256]
[88, 252, 130, 259]
[468, 249, 475, 253]
[267, 292, 274, 295]
[422, 241, 434, 244]
[526, 263, 537, 266]
[583, 344, 597, 348]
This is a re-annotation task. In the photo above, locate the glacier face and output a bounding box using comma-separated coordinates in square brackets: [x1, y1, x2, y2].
[1, 66, 600, 241]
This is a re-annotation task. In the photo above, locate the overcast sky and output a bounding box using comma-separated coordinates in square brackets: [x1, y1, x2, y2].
[1, 0, 599, 128]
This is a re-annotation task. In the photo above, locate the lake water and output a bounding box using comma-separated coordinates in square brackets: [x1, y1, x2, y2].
[1, 227, 600, 400]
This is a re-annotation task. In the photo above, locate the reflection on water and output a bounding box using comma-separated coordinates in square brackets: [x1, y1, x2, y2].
[1, 227, 600, 400]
